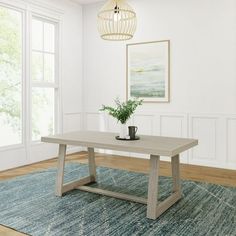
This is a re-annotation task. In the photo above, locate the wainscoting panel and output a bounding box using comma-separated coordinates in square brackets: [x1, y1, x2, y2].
[63, 113, 82, 133]
[130, 115, 155, 159]
[29, 143, 58, 164]
[160, 114, 188, 163]
[133, 115, 154, 135]
[160, 115, 184, 137]
[189, 115, 221, 167]
[85, 112, 108, 154]
[227, 118, 236, 166]
[0, 147, 27, 171]
[63, 113, 83, 153]
[85, 113, 104, 131]
[83, 111, 236, 170]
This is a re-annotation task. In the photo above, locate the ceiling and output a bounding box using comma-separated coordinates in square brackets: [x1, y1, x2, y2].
[74, 0, 105, 4]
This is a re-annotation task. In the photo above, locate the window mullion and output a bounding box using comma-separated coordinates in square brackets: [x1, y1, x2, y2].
[32, 49, 55, 55]
[31, 82, 58, 88]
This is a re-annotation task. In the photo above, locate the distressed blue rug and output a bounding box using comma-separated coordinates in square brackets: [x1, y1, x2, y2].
[0, 163, 235, 236]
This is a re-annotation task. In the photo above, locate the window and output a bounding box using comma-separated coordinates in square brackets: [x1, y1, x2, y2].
[0, 4, 59, 148]
[0, 1, 61, 171]
[31, 17, 58, 141]
[0, 6, 23, 147]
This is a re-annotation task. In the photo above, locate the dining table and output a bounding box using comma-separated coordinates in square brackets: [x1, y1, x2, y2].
[41, 130, 198, 220]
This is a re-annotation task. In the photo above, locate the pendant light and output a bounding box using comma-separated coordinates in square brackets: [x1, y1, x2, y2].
[97, 0, 137, 41]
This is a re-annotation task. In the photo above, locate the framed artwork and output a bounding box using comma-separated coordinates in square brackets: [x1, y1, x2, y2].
[126, 40, 170, 103]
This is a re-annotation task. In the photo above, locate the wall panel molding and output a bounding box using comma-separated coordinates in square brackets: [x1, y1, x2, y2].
[85, 112, 104, 131]
[63, 112, 82, 133]
[189, 115, 218, 167]
[226, 117, 236, 168]
[160, 114, 187, 137]
[63, 112, 83, 152]
[83, 111, 236, 170]
[159, 114, 188, 163]
[133, 114, 154, 135]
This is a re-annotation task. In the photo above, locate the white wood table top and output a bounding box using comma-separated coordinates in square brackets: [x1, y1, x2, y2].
[41, 131, 198, 157]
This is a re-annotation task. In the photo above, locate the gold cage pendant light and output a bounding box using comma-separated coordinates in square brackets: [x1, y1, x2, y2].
[97, 0, 137, 41]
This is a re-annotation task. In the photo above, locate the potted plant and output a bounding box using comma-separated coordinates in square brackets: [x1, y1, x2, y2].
[100, 98, 143, 139]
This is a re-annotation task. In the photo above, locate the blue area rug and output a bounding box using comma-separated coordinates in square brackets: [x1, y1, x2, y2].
[0, 163, 235, 236]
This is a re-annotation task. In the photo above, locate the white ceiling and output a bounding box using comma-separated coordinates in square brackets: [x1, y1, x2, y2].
[74, 0, 104, 4]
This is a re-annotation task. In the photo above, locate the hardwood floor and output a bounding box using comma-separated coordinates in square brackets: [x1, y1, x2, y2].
[1, 151, 236, 235]
[0, 224, 26, 236]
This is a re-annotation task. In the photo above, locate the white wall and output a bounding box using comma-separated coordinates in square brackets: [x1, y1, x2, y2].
[82, 0, 236, 169]
[1, 0, 236, 171]
[59, 0, 83, 137]
[0, 0, 83, 171]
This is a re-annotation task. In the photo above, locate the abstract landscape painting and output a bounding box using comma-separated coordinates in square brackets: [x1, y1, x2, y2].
[127, 40, 170, 102]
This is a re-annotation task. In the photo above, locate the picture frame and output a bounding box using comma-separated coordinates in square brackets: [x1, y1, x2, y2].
[126, 40, 170, 103]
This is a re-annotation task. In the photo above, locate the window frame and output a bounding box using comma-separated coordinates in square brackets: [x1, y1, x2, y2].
[30, 13, 60, 144]
[0, 1, 62, 150]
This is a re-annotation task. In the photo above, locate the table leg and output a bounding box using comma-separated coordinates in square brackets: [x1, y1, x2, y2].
[171, 154, 181, 193]
[55, 144, 67, 197]
[54, 146, 96, 196]
[88, 147, 96, 182]
[147, 154, 160, 219]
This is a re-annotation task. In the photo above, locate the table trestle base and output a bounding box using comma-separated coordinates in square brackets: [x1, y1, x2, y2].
[77, 186, 147, 204]
[61, 176, 95, 194]
[55, 144, 182, 220]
